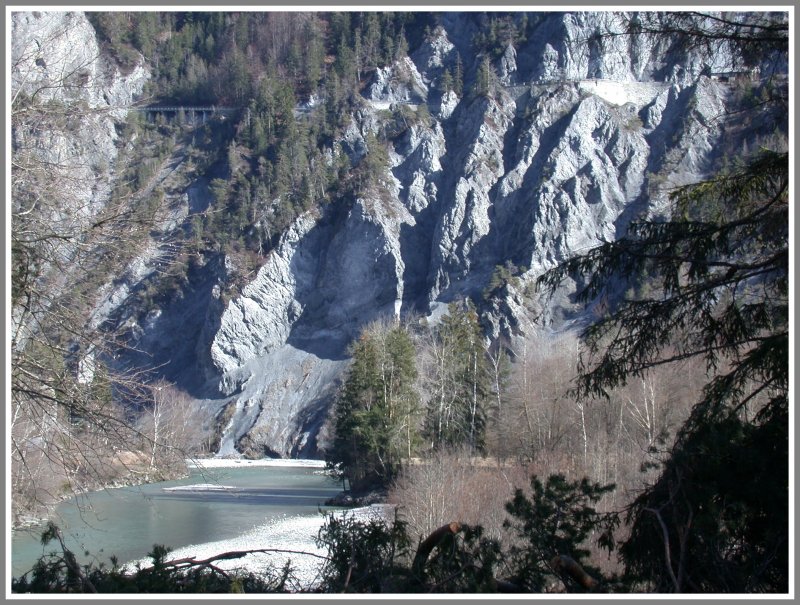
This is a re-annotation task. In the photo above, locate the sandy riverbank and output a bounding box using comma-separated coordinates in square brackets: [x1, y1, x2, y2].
[124, 504, 392, 591]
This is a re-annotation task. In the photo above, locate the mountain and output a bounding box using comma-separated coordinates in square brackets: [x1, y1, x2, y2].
[11, 10, 778, 459]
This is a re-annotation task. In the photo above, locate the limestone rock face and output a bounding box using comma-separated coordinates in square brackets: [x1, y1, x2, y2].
[210, 214, 320, 388]
[11, 11, 149, 209]
[498, 44, 518, 85]
[12, 11, 148, 110]
[11, 11, 150, 350]
[206, 192, 423, 455]
[412, 25, 456, 75]
[19, 11, 769, 458]
[198, 12, 751, 457]
[366, 56, 429, 104]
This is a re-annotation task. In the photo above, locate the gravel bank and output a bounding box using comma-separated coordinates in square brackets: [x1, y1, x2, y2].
[185, 457, 327, 469]
[124, 496, 392, 591]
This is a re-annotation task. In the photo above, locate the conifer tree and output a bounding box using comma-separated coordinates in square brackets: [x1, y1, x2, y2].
[539, 97, 788, 596]
[473, 56, 495, 98]
[439, 69, 454, 94]
[538, 12, 788, 591]
[453, 53, 464, 97]
[329, 321, 420, 490]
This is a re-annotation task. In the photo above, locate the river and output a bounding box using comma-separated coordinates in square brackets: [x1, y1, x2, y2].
[11, 460, 344, 582]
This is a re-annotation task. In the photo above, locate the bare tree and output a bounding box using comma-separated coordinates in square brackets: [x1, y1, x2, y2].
[135, 380, 209, 480]
[388, 447, 530, 546]
[10, 12, 169, 523]
[483, 339, 514, 459]
[414, 324, 460, 448]
[503, 333, 579, 464]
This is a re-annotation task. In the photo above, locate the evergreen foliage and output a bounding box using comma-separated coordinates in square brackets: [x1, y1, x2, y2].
[417, 523, 502, 593]
[453, 53, 464, 97]
[538, 150, 788, 591]
[329, 322, 420, 490]
[535, 13, 789, 589]
[471, 13, 530, 58]
[77, 11, 446, 302]
[473, 57, 495, 98]
[503, 475, 618, 592]
[328, 302, 504, 491]
[483, 260, 525, 300]
[359, 131, 391, 188]
[316, 511, 413, 592]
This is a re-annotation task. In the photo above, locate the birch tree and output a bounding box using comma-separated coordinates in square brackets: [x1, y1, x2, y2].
[421, 301, 491, 453]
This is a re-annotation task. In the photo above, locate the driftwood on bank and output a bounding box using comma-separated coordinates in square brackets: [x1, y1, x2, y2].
[161, 547, 330, 571]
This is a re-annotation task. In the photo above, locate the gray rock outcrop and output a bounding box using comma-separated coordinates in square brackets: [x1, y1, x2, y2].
[12, 11, 149, 207]
[16, 11, 770, 459]
[11, 11, 149, 350]
[197, 12, 749, 457]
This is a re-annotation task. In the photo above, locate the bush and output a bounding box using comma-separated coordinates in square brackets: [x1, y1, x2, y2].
[316, 510, 412, 592]
[503, 474, 618, 592]
[315, 509, 501, 593]
[11, 524, 292, 593]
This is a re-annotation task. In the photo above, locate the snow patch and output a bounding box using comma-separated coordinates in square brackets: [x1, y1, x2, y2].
[578, 78, 669, 108]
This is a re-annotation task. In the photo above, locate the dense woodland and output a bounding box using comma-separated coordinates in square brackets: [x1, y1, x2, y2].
[85, 11, 538, 286]
[92, 12, 438, 263]
[11, 11, 789, 593]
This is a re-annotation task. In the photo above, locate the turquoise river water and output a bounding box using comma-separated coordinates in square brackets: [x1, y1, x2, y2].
[11, 463, 342, 580]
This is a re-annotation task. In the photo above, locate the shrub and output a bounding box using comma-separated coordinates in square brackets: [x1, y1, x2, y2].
[503, 474, 619, 592]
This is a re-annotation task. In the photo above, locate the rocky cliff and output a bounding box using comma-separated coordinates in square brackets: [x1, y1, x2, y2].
[11, 11, 150, 355]
[13, 11, 764, 459]
[197, 12, 743, 457]
[11, 11, 149, 209]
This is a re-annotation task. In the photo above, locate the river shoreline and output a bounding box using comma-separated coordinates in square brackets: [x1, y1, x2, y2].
[124, 504, 394, 590]
[187, 457, 328, 469]
[14, 457, 390, 589]
[12, 457, 329, 531]
[122, 458, 392, 589]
